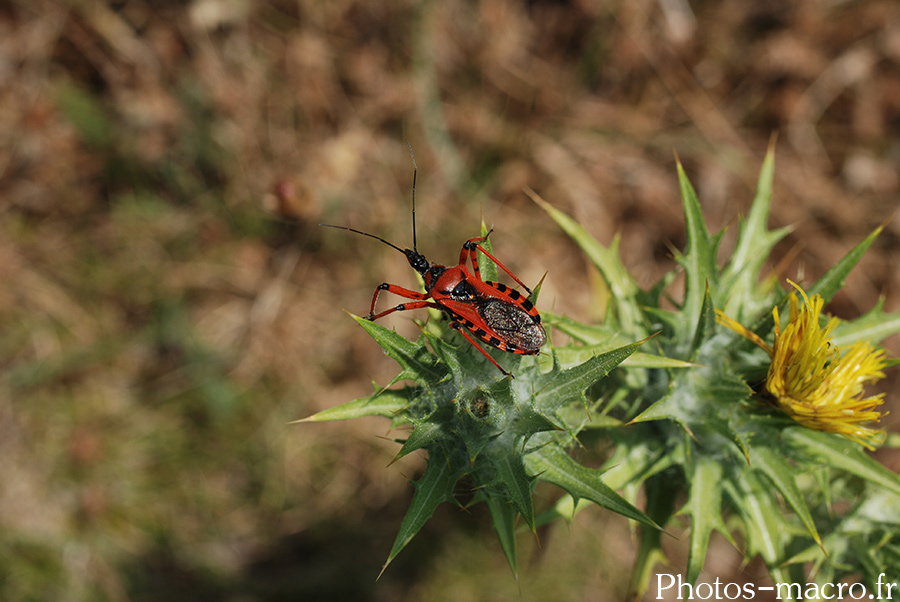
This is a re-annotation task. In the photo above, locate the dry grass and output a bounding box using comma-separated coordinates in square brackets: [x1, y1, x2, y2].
[1, 0, 898, 600]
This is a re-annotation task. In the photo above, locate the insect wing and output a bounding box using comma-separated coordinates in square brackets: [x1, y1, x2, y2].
[439, 296, 546, 355]
[478, 299, 546, 352]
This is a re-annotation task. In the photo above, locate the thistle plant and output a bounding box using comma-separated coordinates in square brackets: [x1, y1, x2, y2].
[303, 146, 900, 597]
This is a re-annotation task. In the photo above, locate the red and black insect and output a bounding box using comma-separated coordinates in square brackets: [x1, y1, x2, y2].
[321, 162, 546, 377]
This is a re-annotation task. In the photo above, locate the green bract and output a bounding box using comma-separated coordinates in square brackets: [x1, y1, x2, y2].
[304, 146, 900, 597]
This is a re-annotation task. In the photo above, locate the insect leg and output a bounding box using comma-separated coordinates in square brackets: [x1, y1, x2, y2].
[461, 235, 534, 295]
[368, 299, 440, 321]
[368, 283, 428, 319]
[458, 228, 494, 276]
[448, 321, 512, 377]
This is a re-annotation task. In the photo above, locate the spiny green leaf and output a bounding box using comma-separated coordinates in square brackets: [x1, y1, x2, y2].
[485, 492, 519, 580]
[784, 533, 851, 567]
[296, 387, 412, 422]
[854, 488, 900, 525]
[628, 388, 684, 426]
[542, 312, 623, 345]
[688, 285, 716, 359]
[600, 438, 676, 491]
[783, 428, 900, 496]
[727, 219, 883, 349]
[549, 347, 659, 370]
[751, 444, 822, 548]
[535, 339, 647, 412]
[812, 466, 833, 513]
[554, 406, 623, 433]
[354, 315, 447, 384]
[675, 159, 718, 351]
[525, 443, 659, 529]
[392, 420, 445, 463]
[708, 417, 753, 466]
[849, 538, 899, 588]
[806, 222, 885, 305]
[527, 188, 644, 335]
[831, 298, 900, 348]
[630, 361, 751, 434]
[424, 331, 467, 379]
[719, 144, 791, 315]
[380, 457, 458, 578]
[510, 405, 560, 439]
[729, 142, 776, 274]
[699, 363, 756, 459]
[628, 471, 681, 600]
[726, 469, 797, 566]
[624, 353, 696, 369]
[533, 437, 677, 530]
[684, 456, 731, 583]
[491, 437, 537, 531]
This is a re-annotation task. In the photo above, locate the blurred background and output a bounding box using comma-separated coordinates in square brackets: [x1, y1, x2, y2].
[1, 0, 899, 600]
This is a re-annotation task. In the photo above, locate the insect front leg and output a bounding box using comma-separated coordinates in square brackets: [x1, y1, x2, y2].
[367, 283, 435, 320]
[458, 229, 492, 282]
[461, 232, 534, 295]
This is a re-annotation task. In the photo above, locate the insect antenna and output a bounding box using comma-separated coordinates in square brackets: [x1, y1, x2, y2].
[319, 144, 431, 275]
[318, 224, 407, 256]
[407, 141, 418, 254]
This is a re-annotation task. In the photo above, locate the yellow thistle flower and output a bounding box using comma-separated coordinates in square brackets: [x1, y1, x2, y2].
[716, 282, 888, 449]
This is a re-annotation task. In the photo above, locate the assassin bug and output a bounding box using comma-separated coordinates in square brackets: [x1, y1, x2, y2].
[320, 158, 546, 377]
